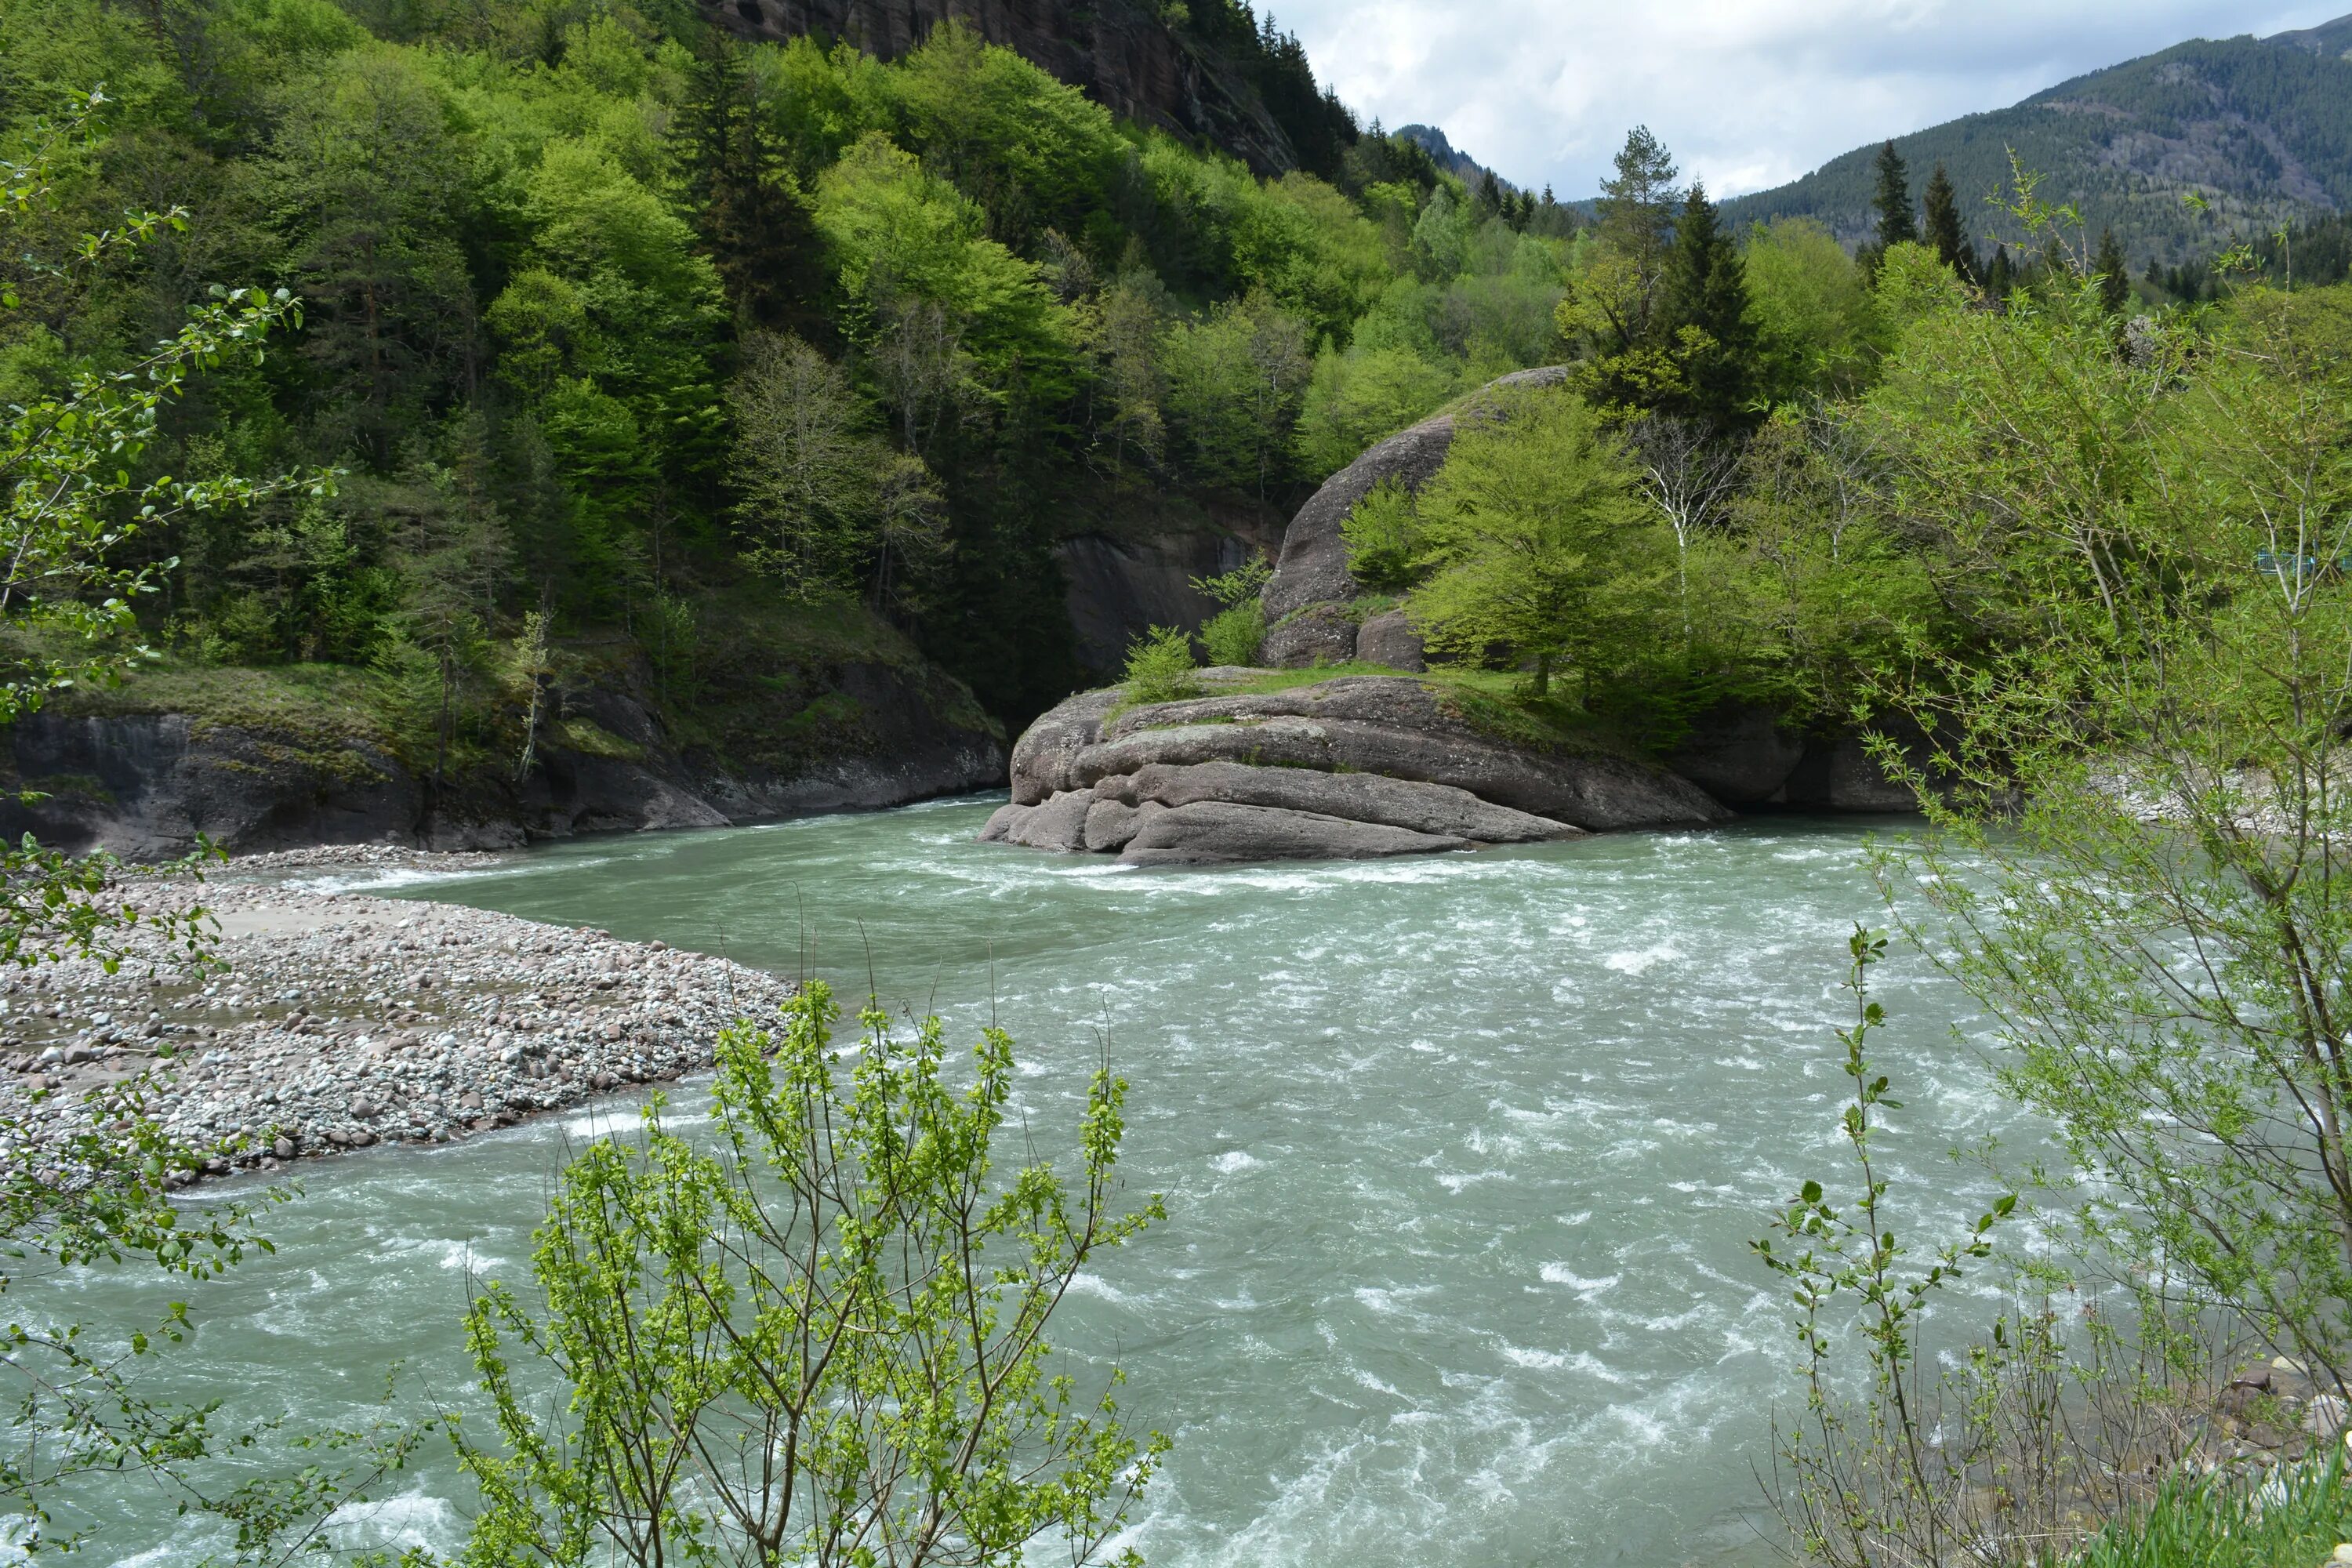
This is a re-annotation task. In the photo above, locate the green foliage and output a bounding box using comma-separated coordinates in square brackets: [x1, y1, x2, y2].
[455, 981, 1167, 1566]
[1866, 278, 2352, 1392]
[1294, 343, 1460, 478]
[1120, 622, 1200, 703]
[1190, 554, 1270, 666]
[1338, 476, 1428, 593]
[1743, 219, 1880, 401]
[1160, 289, 1311, 494]
[1403, 388, 1662, 699]
[2075, 1449, 2352, 1568]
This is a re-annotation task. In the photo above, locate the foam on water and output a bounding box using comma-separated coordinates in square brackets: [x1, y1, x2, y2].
[23, 804, 2030, 1567]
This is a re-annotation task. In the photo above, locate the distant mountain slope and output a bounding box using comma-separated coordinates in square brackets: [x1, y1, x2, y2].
[1722, 16, 2352, 267]
[1396, 124, 1510, 191]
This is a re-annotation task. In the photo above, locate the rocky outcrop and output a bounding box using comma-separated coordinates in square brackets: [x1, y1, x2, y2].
[1098, 761, 1581, 842]
[3, 659, 1006, 861]
[1666, 702, 1811, 807]
[1664, 702, 1942, 813]
[1354, 609, 1426, 672]
[985, 673, 1723, 866]
[1261, 366, 1569, 667]
[1007, 686, 1125, 804]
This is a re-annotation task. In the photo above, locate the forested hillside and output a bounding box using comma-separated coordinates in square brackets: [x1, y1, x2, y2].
[1723, 15, 2352, 268]
[0, 0, 1595, 840]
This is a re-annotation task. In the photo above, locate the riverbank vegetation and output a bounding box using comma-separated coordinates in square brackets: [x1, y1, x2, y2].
[18, 0, 2352, 1559]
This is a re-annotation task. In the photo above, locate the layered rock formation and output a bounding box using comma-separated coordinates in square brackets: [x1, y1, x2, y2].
[982, 673, 1728, 865]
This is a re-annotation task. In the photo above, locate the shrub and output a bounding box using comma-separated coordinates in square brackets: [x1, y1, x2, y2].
[1190, 556, 1272, 667]
[456, 982, 1167, 1566]
[1122, 623, 1201, 702]
[1198, 601, 1265, 666]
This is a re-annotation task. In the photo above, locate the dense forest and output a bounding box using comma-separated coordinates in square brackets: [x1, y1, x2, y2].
[0, 0, 1597, 782]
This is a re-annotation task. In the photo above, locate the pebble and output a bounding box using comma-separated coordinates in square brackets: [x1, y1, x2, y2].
[0, 847, 796, 1188]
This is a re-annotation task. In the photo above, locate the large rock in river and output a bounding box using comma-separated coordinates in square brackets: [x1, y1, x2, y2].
[1098, 761, 1581, 843]
[1077, 677, 1726, 831]
[1118, 801, 1469, 866]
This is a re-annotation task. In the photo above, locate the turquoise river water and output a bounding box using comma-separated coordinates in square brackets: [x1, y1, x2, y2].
[24, 797, 2035, 1566]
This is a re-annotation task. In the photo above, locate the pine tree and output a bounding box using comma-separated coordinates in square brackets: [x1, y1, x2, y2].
[1920, 162, 1976, 282]
[677, 44, 822, 333]
[1660, 183, 1760, 430]
[1872, 140, 1918, 252]
[2093, 227, 2131, 314]
[1477, 169, 1504, 219]
[1985, 243, 2016, 298]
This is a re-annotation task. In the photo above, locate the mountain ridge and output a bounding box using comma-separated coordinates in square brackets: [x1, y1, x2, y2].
[1721, 14, 2352, 267]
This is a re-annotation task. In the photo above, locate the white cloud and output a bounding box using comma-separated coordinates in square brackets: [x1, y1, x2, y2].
[1270, 0, 2350, 196]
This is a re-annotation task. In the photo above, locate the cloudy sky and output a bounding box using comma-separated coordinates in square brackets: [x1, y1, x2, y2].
[1274, 1, 2350, 198]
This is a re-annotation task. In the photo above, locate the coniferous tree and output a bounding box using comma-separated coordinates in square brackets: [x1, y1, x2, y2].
[1985, 242, 2016, 298]
[1661, 183, 1760, 429]
[677, 45, 822, 334]
[1920, 162, 1976, 282]
[2093, 227, 2131, 314]
[1477, 168, 1504, 219]
[1872, 140, 1918, 252]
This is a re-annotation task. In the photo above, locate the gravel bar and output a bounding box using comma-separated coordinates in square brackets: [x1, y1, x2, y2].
[0, 849, 794, 1186]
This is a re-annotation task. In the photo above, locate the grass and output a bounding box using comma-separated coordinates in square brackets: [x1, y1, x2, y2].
[2073, 1450, 2352, 1567]
[53, 659, 392, 744]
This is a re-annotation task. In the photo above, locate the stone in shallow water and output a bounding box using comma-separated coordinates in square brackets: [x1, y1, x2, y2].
[999, 789, 1093, 851]
[1118, 800, 1468, 866]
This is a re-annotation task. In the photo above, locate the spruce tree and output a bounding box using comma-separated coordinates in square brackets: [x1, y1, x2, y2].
[1920, 162, 1976, 282]
[1985, 243, 2016, 298]
[1477, 169, 1504, 219]
[1661, 183, 1760, 430]
[1872, 140, 1918, 252]
[2093, 227, 2131, 314]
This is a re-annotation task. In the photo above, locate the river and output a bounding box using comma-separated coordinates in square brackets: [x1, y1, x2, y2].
[27, 797, 2029, 1566]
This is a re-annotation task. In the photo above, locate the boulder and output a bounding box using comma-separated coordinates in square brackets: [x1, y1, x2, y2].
[1102, 761, 1581, 843]
[1119, 801, 1469, 866]
[1261, 604, 1363, 669]
[978, 803, 1028, 843]
[1667, 702, 1809, 807]
[1353, 608, 1426, 672]
[1083, 797, 1151, 852]
[1001, 789, 1094, 851]
[1261, 367, 1570, 630]
[1076, 718, 1724, 830]
[1008, 688, 1125, 804]
[1099, 673, 1511, 748]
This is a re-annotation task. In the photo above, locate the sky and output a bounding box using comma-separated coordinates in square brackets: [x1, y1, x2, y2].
[1275, 1, 2352, 199]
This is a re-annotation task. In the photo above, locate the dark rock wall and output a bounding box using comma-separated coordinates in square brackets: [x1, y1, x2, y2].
[0, 661, 1005, 861]
[1058, 529, 1250, 679]
[702, 0, 1308, 176]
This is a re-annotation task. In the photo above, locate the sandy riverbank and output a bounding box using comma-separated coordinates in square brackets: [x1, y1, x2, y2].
[0, 848, 794, 1185]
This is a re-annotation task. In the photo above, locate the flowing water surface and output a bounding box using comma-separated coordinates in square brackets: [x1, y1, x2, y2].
[28, 798, 2037, 1566]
